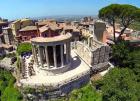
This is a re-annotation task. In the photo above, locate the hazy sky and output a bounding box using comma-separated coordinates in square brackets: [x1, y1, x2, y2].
[0, 0, 140, 20]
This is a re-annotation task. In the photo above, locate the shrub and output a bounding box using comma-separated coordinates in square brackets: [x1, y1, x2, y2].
[17, 43, 32, 55]
[95, 68, 140, 101]
[69, 83, 102, 101]
[0, 69, 22, 101]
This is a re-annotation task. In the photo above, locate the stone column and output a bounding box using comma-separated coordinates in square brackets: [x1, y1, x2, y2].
[60, 44, 64, 67]
[66, 42, 70, 64]
[38, 46, 44, 67]
[53, 45, 57, 68]
[68, 42, 71, 62]
[88, 37, 91, 47]
[32, 45, 39, 65]
[32, 45, 36, 61]
[45, 46, 50, 68]
[42, 48, 45, 60]
[74, 38, 77, 49]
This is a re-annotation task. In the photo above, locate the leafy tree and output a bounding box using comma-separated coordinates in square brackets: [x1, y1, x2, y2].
[1, 86, 23, 101]
[0, 69, 22, 101]
[110, 40, 135, 68]
[17, 42, 32, 55]
[99, 4, 140, 43]
[22, 87, 36, 94]
[111, 40, 140, 69]
[68, 84, 102, 101]
[129, 47, 140, 83]
[130, 47, 140, 67]
[94, 68, 140, 101]
[93, 41, 140, 100]
[129, 21, 140, 31]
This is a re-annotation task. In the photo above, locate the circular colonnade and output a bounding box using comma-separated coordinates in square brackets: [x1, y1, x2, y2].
[31, 34, 72, 75]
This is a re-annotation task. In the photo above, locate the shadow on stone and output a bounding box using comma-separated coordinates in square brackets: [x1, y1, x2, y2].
[69, 56, 81, 70]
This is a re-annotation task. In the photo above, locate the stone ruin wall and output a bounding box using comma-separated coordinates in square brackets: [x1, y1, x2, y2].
[22, 72, 90, 98]
[75, 41, 111, 68]
[75, 42, 93, 66]
[91, 46, 110, 66]
[59, 73, 90, 95]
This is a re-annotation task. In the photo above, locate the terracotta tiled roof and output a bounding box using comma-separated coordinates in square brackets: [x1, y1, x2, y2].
[39, 24, 80, 33]
[39, 25, 62, 33]
[63, 26, 80, 32]
[37, 19, 56, 26]
[19, 26, 37, 32]
[63, 26, 74, 30]
[73, 28, 80, 32]
[49, 25, 61, 30]
[39, 25, 49, 33]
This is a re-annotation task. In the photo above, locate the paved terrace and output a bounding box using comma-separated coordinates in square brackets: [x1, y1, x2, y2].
[20, 50, 90, 87]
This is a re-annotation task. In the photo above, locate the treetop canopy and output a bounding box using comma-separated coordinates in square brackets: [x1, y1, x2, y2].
[99, 4, 140, 22]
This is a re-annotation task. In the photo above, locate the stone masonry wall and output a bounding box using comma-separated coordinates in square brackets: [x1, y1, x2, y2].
[75, 41, 111, 67]
[75, 42, 92, 66]
[92, 46, 110, 66]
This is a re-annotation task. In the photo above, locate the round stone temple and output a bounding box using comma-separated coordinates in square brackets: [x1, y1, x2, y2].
[31, 33, 72, 75]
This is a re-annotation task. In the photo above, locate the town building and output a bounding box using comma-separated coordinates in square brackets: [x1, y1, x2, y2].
[0, 19, 8, 33]
[0, 44, 13, 56]
[39, 25, 62, 37]
[10, 18, 34, 36]
[0, 19, 15, 56]
[0, 19, 9, 44]
[16, 19, 82, 42]
[16, 26, 39, 42]
[2, 27, 14, 45]
[93, 21, 107, 43]
[106, 23, 140, 45]
[35, 19, 57, 27]
[76, 19, 108, 44]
